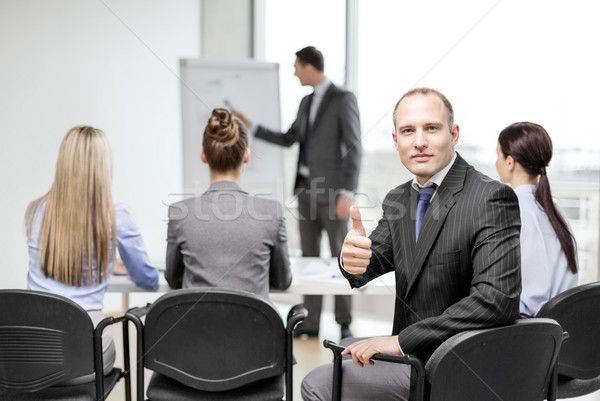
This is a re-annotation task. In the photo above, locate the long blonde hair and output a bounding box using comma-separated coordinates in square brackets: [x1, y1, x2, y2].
[26, 126, 116, 286]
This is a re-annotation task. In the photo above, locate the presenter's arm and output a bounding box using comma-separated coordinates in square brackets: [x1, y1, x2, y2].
[269, 204, 292, 290]
[253, 97, 309, 148]
[233, 109, 299, 148]
[115, 204, 159, 290]
[397, 184, 522, 360]
[165, 205, 184, 289]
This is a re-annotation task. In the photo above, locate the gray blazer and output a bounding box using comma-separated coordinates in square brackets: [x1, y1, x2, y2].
[165, 181, 292, 300]
[255, 83, 361, 203]
[343, 154, 522, 362]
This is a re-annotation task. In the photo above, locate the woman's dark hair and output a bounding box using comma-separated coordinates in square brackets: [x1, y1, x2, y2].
[498, 122, 577, 273]
[202, 108, 248, 172]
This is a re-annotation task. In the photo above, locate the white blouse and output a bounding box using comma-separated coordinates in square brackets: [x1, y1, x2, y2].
[515, 184, 578, 316]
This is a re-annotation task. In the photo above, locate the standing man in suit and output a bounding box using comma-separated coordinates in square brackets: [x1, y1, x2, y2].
[235, 46, 361, 339]
[301, 88, 521, 400]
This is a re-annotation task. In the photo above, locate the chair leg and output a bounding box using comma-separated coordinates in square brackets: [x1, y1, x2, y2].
[122, 320, 131, 401]
[331, 351, 343, 401]
[286, 330, 293, 401]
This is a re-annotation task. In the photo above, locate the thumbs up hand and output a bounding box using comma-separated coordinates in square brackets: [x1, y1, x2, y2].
[342, 206, 372, 275]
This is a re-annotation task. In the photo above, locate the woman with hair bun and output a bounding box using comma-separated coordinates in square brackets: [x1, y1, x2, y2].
[165, 109, 292, 299]
[496, 122, 578, 316]
[26, 126, 159, 378]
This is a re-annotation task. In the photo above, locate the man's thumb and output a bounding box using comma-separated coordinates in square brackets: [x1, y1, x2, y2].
[350, 206, 365, 235]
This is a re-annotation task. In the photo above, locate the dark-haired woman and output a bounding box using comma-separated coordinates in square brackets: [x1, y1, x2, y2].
[165, 109, 292, 299]
[496, 122, 578, 316]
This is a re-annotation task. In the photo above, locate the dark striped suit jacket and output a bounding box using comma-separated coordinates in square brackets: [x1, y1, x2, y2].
[345, 154, 522, 362]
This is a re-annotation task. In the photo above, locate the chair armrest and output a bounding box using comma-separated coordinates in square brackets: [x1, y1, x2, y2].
[94, 314, 130, 401]
[286, 303, 308, 333]
[547, 330, 570, 401]
[125, 303, 151, 322]
[323, 340, 425, 370]
[323, 340, 425, 401]
[124, 303, 152, 401]
[283, 303, 307, 400]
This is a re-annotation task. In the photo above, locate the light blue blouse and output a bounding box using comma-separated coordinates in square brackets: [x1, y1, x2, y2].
[27, 202, 159, 310]
[515, 185, 578, 316]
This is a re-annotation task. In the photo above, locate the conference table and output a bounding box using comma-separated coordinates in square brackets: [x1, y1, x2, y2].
[107, 257, 396, 309]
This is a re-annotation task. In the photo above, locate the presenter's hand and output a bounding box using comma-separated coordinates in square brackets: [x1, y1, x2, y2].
[336, 194, 353, 220]
[232, 111, 251, 128]
[341, 336, 403, 367]
[341, 206, 371, 275]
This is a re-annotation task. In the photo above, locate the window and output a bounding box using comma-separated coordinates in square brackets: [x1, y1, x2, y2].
[264, 0, 346, 130]
[558, 196, 589, 226]
[355, 0, 600, 281]
[260, 1, 600, 278]
[263, 0, 346, 254]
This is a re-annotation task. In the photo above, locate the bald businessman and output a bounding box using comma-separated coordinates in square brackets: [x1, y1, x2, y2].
[301, 87, 521, 400]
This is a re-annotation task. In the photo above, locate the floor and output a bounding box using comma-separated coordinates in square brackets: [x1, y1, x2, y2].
[105, 304, 600, 401]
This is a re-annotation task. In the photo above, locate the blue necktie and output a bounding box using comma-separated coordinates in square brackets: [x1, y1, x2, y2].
[416, 184, 437, 240]
[300, 93, 314, 166]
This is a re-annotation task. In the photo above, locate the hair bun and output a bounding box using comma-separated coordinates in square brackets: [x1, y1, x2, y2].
[206, 108, 238, 147]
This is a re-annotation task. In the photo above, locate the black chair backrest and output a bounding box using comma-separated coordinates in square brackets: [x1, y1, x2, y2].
[425, 319, 563, 401]
[538, 281, 600, 380]
[0, 289, 95, 392]
[143, 288, 286, 392]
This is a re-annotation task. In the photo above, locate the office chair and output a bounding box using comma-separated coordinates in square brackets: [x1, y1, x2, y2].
[0, 289, 131, 401]
[324, 318, 564, 401]
[537, 281, 600, 401]
[126, 288, 307, 401]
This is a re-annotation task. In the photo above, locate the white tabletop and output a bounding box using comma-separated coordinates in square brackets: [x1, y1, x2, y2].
[107, 257, 396, 296]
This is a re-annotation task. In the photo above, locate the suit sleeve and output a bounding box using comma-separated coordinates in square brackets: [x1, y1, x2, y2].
[254, 97, 306, 147]
[165, 204, 185, 289]
[269, 203, 292, 290]
[397, 184, 522, 360]
[338, 91, 361, 192]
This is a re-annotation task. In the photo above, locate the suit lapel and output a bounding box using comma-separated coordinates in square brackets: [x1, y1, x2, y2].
[398, 187, 417, 269]
[392, 187, 418, 304]
[404, 155, 468, 295]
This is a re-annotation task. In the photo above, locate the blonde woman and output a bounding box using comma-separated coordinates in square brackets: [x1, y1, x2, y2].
[26, 126, 158, 378]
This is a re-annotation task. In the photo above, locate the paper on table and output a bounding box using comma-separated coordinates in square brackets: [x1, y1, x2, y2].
[301, 260, 346, 281]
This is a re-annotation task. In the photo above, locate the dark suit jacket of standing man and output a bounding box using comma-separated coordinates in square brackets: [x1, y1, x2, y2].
[255, 81, 361, 332]
[342, 154, 521, 362]
[255, 82, 361, 202]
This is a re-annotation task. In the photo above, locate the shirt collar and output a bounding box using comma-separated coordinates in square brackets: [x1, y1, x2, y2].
[205, 180, 248, 194]
[514, 184, 536, 194]
[411, 152, 457, 191]
[313, 77, 331, 98]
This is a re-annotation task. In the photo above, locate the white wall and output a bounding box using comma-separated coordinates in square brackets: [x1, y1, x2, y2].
[0, 0, 200, 289]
